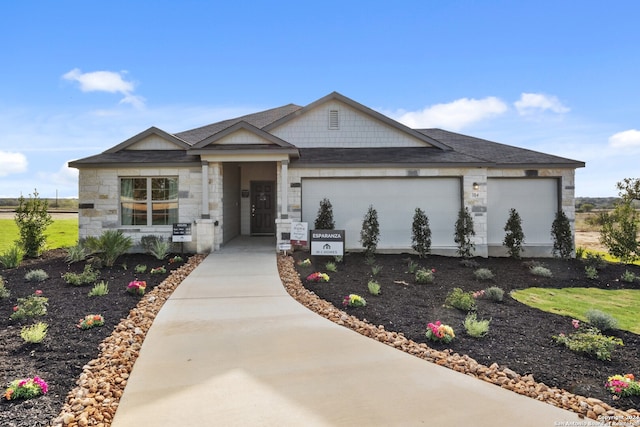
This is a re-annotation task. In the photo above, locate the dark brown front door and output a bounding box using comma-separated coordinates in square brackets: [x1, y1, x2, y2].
[250, 181, 275, 235]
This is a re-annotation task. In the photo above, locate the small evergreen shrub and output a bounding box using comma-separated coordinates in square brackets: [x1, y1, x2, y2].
[503, 208, 525, 259]
[530, 265, 553, 278]
[88, 281, 109, 297]
[463, 313, 490, 338]
[585, 265, 599, 280]
[454, 207, 475, 258]
[553, 327, 623, 361]
[20, 322, 48, 343]
[0, 276, 10, 299]
[445, 288, 476, 312]
[0, 244, 23, 269]
[551, 210, 574, 258]
[415, 268, 435, 284]
[135, 264, 148, 274]
[411, 207, 431, 258]
[24, 269, 49, 282]
[367, 280, 381, 296]
[360, 205, 380, 259]
[325, 261, 337, 273]
[14, 190, 53, 258]
[314, 198, 335, 230]
[474, 268, 494, 281]
[586, 309, 618, 332]
[63, 264, 99, 286]
[484, 286, 505, 302]
[583, 252, 607, 270]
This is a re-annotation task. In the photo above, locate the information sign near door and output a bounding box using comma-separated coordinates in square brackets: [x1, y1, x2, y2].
[172, 223, 192, 242]
[310, 230, 345, 256]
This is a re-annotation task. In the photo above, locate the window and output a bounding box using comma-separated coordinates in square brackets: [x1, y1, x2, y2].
[121, 177, 178, 226]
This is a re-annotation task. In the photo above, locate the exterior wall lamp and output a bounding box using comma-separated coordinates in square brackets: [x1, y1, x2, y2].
[472, 182, 480, 191]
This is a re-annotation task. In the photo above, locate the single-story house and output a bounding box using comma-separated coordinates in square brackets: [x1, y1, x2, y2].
[69, 92, 585, 257]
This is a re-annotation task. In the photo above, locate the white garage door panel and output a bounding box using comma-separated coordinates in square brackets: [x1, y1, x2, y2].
[487, 178, 557, 245]
[302, 178, 460, 249]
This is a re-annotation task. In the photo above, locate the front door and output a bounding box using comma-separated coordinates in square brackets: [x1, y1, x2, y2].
[250, 181, 275, 235]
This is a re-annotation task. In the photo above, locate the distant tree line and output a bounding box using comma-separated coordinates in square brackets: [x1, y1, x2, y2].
[0, 198, 78, 210]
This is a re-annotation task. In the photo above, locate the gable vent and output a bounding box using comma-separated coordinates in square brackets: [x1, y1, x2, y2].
[328, 110, 339, 130]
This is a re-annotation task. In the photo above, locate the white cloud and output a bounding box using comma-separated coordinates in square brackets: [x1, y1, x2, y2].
[514, 93, 570, 115]
[63, 68, 145, 108]
[392, 97, 508, 130]
[608, 129, 640, 149]
[0, 151, 28, 177]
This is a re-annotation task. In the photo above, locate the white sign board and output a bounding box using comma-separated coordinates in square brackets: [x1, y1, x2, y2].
[290, 222, 308, 245]
[310, 230, 345, 256]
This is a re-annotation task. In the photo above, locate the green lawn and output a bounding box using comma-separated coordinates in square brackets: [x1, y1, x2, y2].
[0, 219, 78, 253]
[511, 287, 640, 334]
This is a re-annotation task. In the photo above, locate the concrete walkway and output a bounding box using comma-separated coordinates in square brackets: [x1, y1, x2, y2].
[112, 237, 583, 427]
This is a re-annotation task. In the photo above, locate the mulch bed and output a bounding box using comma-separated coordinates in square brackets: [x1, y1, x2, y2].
[0, 250, 187, 427]
[293, 251, 640, 412]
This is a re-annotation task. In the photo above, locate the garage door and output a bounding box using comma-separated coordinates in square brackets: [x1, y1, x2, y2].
[487, 178, 558, 245]
[301, 177, 460, 250]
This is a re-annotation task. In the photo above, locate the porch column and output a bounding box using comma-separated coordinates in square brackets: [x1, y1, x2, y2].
[280, 160, 289, 218]
[201, 160, 210, 219]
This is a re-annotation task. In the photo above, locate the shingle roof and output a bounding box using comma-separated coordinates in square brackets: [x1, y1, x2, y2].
[174, 104, 302, 145]
[416, 129, 585, 167]
[68, 150, 200, 167]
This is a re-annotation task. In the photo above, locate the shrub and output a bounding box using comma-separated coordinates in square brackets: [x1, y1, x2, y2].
[63, 264, 99, 286]
[454, 207, 475, 258]
[11, 291, 48, 320]
[84, 230, 132, 267]
[14, 189, 53, 258]
[24, 269, 48, 282]
[88, 281, 109, 297]
[371, 264, 383, 276]
[0, 244, 23, 269]
[314, 198, 335, 230]
[150, 266, 167, 274]
[551, 210, 574, 258]
[368, 280, 381, 295]
[503, 208, 525, 259]
[621, 270, 637, 283]
[530, 265, 553, 278]
[599, 200, 639, 264]
[135, 264, 148, 274]
[140, 235, 160, 252]
[65, 244, 87, 264]
[411, 207, 431, 258]
[445, 288, 476, 312]
[149, 238, 171, 260]
[463, 313, 490, 338]
[585, 265, 599, 280]
[0, 276, 10, 299]
[325, 261, 337, 273]
[474, 268, 494, 281]
[406, 259, 418, 273]
[553, 327, 623, 361]
[415, 268, 435, 284]
[586, 309, 618, 332]
[484, 286, 505, 302]
[20, 322, 48, 343]
[360, 205, 380, 259]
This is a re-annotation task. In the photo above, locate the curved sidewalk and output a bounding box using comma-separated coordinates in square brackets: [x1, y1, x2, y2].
[112, 238, 583, 427]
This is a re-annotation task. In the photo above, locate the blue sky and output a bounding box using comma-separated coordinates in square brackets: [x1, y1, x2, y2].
[1, 1, 638, 198]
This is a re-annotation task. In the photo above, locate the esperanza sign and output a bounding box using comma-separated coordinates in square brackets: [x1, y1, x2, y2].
[310, 230, 345, 256]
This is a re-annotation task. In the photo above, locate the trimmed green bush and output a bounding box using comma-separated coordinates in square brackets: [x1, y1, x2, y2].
[474, 268, 494, 281]
[553, 327, 623, 361]
[415, 268, 434, 284]
[484, 286, 505, 302]
[586, 309, 618, 332]
[464, 313, 490, 338]
[63, 264, 99, 286]
[445, 287, 476, 311]
[530, 265, 553, 278]
[24, 269, 49, 282]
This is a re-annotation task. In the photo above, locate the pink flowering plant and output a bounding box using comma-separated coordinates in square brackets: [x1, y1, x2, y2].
[605, 374, 640, 398]
[342, 294, 366, 307]
[10, 290, 48, 320]
[306, 272, 330, 282]
[425, 321, 455, 343]
[127, 280, 147, 295]
[3, 376, 48, 401]
[77, 314, 105, 330]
